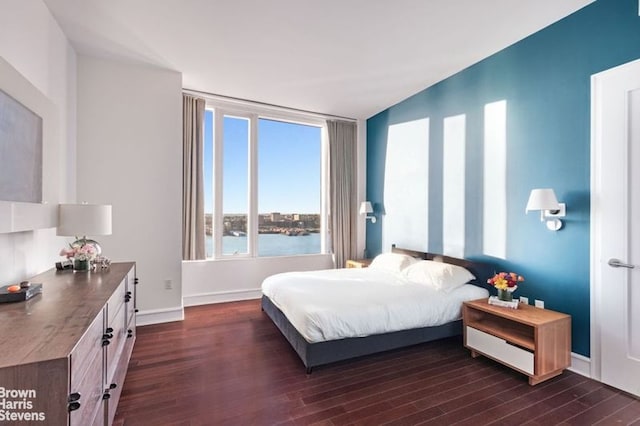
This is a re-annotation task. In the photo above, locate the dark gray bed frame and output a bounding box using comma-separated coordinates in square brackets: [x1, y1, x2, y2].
[261, 246, 495, 373]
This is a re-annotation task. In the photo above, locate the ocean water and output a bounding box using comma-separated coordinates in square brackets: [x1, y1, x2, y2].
[205, 233, 321, 257]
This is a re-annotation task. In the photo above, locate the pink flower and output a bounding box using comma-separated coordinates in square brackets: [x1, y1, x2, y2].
[59, 248, 75, 259]
[59, 242, 98, 261]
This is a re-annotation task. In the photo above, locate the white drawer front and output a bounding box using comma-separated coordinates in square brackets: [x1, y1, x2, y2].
[466, 326, 534, 375]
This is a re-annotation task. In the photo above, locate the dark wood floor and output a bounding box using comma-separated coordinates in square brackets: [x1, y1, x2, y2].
[114, 300, 640, 426]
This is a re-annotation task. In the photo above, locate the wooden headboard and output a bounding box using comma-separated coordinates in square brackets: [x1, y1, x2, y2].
[391, 244, 494, 289]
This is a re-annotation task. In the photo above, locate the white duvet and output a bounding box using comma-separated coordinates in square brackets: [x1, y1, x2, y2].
[261, 268, 488, 343]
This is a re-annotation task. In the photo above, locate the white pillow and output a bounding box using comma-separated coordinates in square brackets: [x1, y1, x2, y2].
[403, 260, 475, 293]
[369, 253, 417, 273]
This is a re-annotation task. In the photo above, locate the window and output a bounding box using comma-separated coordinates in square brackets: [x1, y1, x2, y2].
[222, 115, 249, 255]
[204, 104, 326, 258]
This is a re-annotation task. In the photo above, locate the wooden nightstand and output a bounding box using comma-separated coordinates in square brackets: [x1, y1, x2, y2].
[462, 298, 571, 385]
[345, 258, 373, 268]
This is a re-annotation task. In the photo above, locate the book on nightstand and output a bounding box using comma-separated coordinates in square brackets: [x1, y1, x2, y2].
[487, 296, 519, 309]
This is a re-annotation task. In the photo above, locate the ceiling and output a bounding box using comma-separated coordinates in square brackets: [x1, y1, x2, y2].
[43, 0, 593, 120]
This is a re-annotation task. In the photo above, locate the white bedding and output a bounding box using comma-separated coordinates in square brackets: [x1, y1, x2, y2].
[261, 267, 488, 343]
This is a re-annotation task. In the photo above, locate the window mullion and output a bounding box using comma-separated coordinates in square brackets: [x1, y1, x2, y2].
[213, 109, 224, 259]
[248, 114, 259, 257]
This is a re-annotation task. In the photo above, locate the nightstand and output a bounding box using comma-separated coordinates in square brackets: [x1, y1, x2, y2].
[345, 258, 373, 268]
[462, 298, 571, 385]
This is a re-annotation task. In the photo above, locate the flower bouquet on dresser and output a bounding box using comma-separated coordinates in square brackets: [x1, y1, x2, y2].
[59, 242, 111, 272]
[487, 272, 524, 309]
[59, 242, 97, 271]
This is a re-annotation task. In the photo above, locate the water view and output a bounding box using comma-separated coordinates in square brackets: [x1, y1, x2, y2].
[206, 233, 321, 257]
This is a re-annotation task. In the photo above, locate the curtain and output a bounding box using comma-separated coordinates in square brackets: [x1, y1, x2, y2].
[182, 94, 206, 260]
[328, 120, 358, 269]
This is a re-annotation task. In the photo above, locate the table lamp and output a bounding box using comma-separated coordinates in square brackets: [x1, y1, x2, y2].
[57, 203, 112, 255]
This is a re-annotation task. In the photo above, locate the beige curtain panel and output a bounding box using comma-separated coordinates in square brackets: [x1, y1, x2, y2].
[182, 94, 206, 260]
[328, 120, 358, 269]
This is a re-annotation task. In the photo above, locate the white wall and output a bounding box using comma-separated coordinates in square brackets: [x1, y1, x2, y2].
[0, 0, 76, 284]
[183, 254, 333, 306]
[77, 56, 183, 321]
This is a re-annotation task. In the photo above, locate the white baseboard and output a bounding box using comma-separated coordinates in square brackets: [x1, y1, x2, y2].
[568, 352, 591, 378]
[183, 288, 261, 307]
[137, 306, 185, 326]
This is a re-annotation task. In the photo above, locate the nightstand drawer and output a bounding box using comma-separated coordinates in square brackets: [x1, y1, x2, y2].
[466, 326, 534, 375]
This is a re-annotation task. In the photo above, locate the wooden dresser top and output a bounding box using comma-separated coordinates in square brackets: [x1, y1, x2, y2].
[0, 262, 134, 368]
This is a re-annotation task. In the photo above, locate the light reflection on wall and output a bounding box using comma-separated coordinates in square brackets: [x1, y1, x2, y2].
[443, 114, 466, 258]
[383, 118, 429, 252]
[483, 100, 507, 259]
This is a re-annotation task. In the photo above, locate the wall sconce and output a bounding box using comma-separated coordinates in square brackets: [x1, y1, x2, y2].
[525, 189, 566, 231]
[359, 201, 376, 223]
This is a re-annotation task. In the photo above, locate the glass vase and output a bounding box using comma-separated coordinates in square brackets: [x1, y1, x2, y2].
[73, 259, 90, 272]
[497, 289, 513, 302]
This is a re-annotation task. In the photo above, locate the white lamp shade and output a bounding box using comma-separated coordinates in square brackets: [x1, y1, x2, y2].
[359, 201, 373, 215]
[525, 189, 560, 212]
[57, 204, 112, 237]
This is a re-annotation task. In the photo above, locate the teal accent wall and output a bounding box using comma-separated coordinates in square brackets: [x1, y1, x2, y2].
[365, 0, 640, 357]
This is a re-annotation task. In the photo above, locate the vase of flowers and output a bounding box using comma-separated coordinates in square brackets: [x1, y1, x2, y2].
[488, 272, 525, 301]
[60, 242, 98, 272]
[73, 258, 90, 271]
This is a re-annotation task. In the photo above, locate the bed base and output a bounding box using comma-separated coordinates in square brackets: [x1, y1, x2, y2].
[261, 295, 463, 373]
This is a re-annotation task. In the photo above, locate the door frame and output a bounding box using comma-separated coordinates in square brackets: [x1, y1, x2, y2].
[590, 57, 640, 382]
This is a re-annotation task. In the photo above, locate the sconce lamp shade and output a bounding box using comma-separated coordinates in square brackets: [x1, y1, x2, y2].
[525, 189, 565, 231]
[525, 189, 560, 213]
[359, 201, 377, 223]
[57, 204, 112, 237]
[359, 201, 374, 215]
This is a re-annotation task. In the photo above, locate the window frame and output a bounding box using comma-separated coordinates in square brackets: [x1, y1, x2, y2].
[205, 99, 329, 259]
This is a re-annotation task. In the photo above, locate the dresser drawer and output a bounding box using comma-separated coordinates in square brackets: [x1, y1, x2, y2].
[106, 333, 135, 425]
[71, 309, 105, 390]
[466, 326, 534, 375]
[105, 301, 126, 385]
[69, 348, 103, 426]
[107, 279, 126, 327]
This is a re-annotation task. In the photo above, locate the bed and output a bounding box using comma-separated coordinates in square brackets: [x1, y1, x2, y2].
[261, 246, 494, 373]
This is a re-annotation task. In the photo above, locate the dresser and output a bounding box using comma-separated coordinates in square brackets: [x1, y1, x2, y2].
[0, 262, 137, 425]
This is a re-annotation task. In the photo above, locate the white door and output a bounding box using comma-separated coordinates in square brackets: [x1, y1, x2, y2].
[591, 58, 640, 397]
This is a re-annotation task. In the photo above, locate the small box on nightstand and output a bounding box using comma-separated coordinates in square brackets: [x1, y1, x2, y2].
[345, 259, 373, 268]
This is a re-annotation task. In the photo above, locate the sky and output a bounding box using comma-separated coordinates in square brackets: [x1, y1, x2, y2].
[204, 111, 321, 214]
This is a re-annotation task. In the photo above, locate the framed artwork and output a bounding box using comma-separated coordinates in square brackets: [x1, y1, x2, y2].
[0, 88, 43, 203]
[0, 57, 58, 233]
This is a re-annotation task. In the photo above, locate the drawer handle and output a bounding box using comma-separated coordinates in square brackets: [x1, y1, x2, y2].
[68, 401, 81, 412]
[102, 392, 111, 400]
[68, 392, 81, 402]
[127, 329, 133, 338]
[102, 339, 111, 347]
[126, 291, 132, 296]
[109, 383, 117, 390]
[134, 278, 139, 284]
[505, 341, 533, 353]
[105, 327, 114, 333]
[103, 333, 113, 340]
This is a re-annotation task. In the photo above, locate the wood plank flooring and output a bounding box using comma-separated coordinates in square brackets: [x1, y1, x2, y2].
[114, 300, 640, 425]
